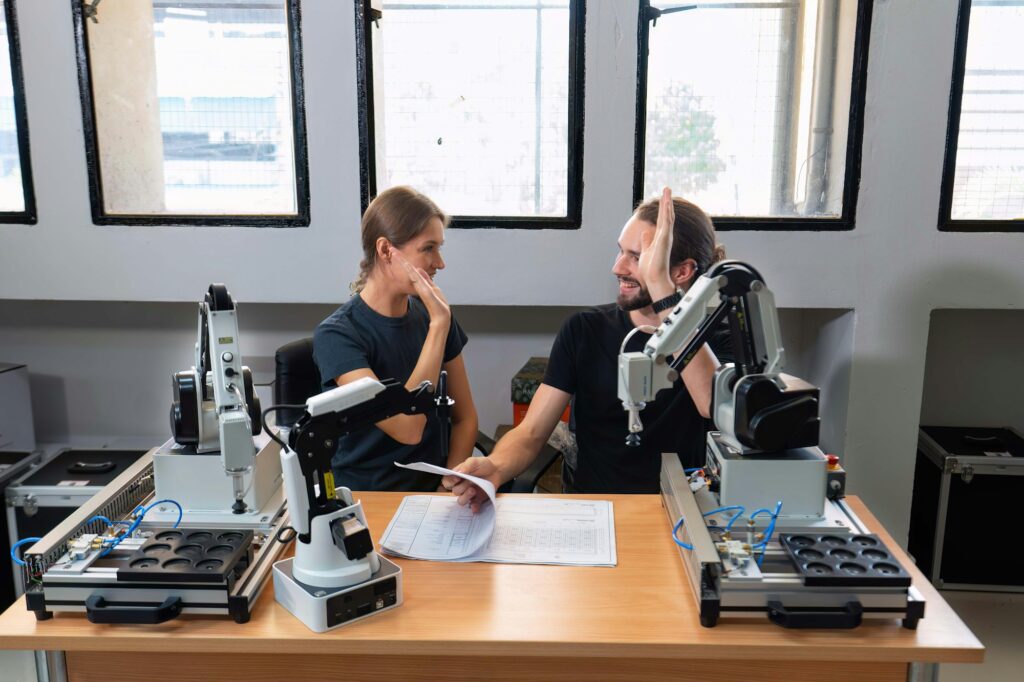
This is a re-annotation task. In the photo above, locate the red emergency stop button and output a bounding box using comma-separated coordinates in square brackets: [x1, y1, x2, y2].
[826, 454, 840, 469]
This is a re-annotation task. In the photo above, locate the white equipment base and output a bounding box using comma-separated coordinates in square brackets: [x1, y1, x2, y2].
[273, 555, 402, 633]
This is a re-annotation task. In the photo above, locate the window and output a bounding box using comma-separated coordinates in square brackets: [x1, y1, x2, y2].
[356, 0, 585, 229]
[939, 0, 1024, 231]
[0, 0, 35, 223]
[635, 1, 872, 230]
[74, 0, 309, 225]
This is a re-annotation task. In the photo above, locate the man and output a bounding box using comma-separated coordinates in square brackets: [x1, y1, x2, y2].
[444, 189, 730, 510]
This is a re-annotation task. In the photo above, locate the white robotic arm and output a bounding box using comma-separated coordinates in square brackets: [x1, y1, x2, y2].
[278, 376, 437, 589]
[170, 284, 262, 513]
[617, 261, 818, 454]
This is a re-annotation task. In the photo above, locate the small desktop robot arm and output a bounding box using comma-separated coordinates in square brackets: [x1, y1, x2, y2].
[617, 260, 819, 454]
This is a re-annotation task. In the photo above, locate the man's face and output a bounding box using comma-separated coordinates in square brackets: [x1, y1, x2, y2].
[612, 216, 655, 311]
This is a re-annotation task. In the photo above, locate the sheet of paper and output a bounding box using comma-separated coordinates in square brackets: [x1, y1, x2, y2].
[379, 462, 497, 560]
[379, 463, 616, 567]
[470, 497, 616, 567]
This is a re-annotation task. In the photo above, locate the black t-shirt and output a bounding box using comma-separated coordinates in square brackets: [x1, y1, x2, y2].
[543, 304, 732, 494]
[312, 294, 468, 492]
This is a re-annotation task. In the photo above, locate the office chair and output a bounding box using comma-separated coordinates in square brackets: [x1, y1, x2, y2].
[273, 338, 558, 491]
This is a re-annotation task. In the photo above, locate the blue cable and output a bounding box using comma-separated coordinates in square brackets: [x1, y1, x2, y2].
[10, 537, 43, 567]
[671, 515, 694, 550]
[100, 499, 183, 556]
[703, 505, 745, 532]
[86, 515, 112, 527]
[752, 501, 783, 549]
[753, 501, 783, 568]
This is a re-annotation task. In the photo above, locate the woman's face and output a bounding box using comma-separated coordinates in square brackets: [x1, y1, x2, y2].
[391, 216, 446, 292]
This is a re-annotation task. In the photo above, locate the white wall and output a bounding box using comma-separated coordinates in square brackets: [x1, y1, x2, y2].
[0, 300, 851, 455]
[1, 1, 1023, 540]
[920, 310, 1024, 433]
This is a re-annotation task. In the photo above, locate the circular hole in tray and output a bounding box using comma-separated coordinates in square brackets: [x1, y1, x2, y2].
[155, 531, 183, 541]
[162, 558, 192, 569]
[788, 535, 815, 547]
[820, 535, 847, 547]
[851, 535, 878, 547]
[217, 532, 244, 543]
[805, 562, 833, 575]
[207, 544, 235, 557]
[176, 543, 204, 558]
[873, 562, 901, 575]
[863, 549, 888, 561]
[142, 543, 172, 555]
[795, 548, 824, 560]
[130, 558, 159, 569]
[196, 559, 224, 571]
[186, 531, 214, 543]
[839, 562, 868, 575]
[829, 549, 856, 560]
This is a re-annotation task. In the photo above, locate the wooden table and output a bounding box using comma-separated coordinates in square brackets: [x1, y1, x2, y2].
[0, 494, 984, 682]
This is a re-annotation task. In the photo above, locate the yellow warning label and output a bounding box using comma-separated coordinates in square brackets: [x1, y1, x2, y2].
[324, 471, 337, 499]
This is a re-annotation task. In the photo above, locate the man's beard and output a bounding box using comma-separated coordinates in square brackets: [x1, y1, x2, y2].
[616, 278, 653, 311]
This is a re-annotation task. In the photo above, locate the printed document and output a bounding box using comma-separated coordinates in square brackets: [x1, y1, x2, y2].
[379, 462, 616, 566]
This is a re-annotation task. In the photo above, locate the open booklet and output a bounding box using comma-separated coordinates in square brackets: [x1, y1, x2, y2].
[378, 462, 617, 567]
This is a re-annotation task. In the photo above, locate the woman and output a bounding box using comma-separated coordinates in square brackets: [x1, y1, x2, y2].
[313, 186, 478, 491]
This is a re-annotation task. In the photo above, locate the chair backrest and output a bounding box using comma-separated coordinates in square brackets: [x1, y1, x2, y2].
[274, 337, 321, 427]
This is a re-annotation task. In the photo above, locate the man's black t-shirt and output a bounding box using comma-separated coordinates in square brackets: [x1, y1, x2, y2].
[543, 303, 732, 494]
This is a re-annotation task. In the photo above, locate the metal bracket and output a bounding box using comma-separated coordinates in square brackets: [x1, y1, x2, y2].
[942, 457, 975, 483]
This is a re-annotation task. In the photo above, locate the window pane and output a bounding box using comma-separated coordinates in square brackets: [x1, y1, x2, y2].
[0, 0, 26, 214]
[950, 1, 1024, 221]
[371, 1, 572, 217]
[641, 1, 860, 219]
[83, 0, 300, 216]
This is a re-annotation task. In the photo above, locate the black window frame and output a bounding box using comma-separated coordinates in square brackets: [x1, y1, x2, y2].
[938, 0, 1023, 232]
[355, 0, 586, 230]
[633, 0, 873, 232]
[0, 0, 37, 225]
[71, 0, 311, 227]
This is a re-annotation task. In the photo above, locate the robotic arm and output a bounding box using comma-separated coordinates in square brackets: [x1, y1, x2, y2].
[617, 261, 819, 454]
[170, 284, 262, 513]
[280, 377, 437, 589]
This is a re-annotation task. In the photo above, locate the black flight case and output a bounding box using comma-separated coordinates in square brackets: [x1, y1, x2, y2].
[1, 450, 42, 610]
[5, 448, 148, 596]
[909, 426, 1024, 591]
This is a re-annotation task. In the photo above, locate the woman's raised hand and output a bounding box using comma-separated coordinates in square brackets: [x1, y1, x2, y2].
[394, 250, 450, 327]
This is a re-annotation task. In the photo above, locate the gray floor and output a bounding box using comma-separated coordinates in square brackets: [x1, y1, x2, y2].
[0, 590, 1017, 680]
[935, 590, 1023, 682]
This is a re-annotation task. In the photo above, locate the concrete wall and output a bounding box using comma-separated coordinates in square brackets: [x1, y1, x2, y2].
[1, 1, 1022, 540]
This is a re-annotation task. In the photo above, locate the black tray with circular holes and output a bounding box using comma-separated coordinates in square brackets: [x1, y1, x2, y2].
[116, 528, 254, 585]
[778, 533, 912, 588]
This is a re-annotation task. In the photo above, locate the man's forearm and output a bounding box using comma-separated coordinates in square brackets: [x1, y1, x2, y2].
[487, 425, 547, 485]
